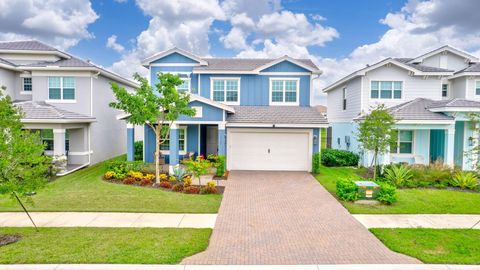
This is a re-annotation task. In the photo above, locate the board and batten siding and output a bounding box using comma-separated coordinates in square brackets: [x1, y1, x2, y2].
[361, 65, 442, 111]
[327, 76, 362, 123]
[421, 53, 469, 71]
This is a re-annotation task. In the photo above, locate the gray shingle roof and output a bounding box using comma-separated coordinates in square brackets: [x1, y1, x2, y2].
[427, 98, 480, 108]
[393, 58, 453, 72]
[387, 98, 454, 121]
[227, 106, 328, 125]
[0, 57, 16, 66]
[458, 62, 480, 72]
[194, 58, 318, 71]
[0, 40, 57, 51]
[25, 57, 95, 68]
[14, 101, 95, 121]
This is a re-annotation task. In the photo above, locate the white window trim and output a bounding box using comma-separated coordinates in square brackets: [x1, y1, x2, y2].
[210, 77, 241, 105]
[441, 83, 449, 98]
[21, 77, 32, 94]
[475, 80, 480, 96]
[155, 71, 192, 93]
[177, 77, 191, 92]
[342, 87, 347, 111]
[160, 126, 187, 155]
[47, 76, 76, 102]
[391, 130, 415, 155]
[269, 77, 300, 106]
[369, 80, 404, 100]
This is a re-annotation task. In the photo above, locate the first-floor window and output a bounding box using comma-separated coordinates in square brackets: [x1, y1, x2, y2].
[160, 127, 186, 152]
[22, 77, 32, 92]
[48, 77, 75, 100]
[391, 130, 413, 154]
[442, 84, 448, 97]
[212, 78, 239, 104]
[371, 81, 402, 99]
[270, 78, 299, 105]
[476, 81, 480, 96]
[39, 129, 69, 151]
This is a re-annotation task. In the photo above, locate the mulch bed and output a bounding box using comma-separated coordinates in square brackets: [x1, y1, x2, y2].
[103, 179, 224, 194]
[0, 234, 21, 247]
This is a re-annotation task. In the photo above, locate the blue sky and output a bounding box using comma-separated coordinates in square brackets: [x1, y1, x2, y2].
[2, 0, 480, 104]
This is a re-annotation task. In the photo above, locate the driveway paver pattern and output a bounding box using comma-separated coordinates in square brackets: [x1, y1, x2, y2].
[183, 171, 419, 265]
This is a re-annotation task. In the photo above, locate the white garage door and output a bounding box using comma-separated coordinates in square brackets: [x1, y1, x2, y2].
[227, 128, 312, 171]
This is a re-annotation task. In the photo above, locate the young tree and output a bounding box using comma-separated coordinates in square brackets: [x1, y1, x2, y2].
[0, 91, 50, 230]
[110, 73, 195, 184]
[357, 104, 396, 180]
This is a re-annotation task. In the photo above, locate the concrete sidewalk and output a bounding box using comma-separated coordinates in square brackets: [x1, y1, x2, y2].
[0, 264, 479, 270]
[0, 212, 217, 228]
[353, 214, 480, 229]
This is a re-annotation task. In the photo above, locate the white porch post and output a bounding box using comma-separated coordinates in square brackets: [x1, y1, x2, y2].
[445, 127, 455, 167]
[53, 128, 66, 156]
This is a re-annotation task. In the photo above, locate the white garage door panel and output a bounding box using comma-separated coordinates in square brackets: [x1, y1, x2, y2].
[228, 129, 311, 171]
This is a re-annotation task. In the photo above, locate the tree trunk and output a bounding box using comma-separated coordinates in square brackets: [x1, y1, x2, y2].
[373, 150, 377, 181]
[13, 192, 39, 232]
[155, 125, 161, 184]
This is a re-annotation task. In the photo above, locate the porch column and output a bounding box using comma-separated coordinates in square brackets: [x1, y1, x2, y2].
[445, 127, 455, 167]
[218, 122, 226, 156]
[53, 128, 66, 156]
[169, 123, 179, 167]
[126, 123, 135, 161]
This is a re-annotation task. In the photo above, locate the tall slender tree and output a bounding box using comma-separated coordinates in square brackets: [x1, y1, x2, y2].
[110, 73, 195, 183]
[0, 90, 50, 230]
[357, 104, 396, 180]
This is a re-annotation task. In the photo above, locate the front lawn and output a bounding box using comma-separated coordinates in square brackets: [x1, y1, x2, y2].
[316, 166, 480, 214]
[0, 158, 222, 213]
[371, 228, 480, 264]
[0, 227, 210, 264]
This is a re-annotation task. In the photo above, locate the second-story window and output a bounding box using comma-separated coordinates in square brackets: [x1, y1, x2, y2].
[371, 81, 402, 99]
[442, 84, 448, 97]
[177, 78, 190, 92]
[270, 78, 299, 105]
[342, 87, 347, 110]
[22, 77, 32, 92]
[476, 81, 480, 96]
[48, 77, 75, 101]
[212, 78, 239, 104]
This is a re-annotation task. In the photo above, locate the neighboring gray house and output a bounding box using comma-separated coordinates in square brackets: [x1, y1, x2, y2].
[0, 40, 138, 175]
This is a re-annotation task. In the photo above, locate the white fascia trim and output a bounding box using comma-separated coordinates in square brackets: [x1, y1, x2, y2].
[259, 72, 311, 76]
[449, 72, 480, 79]
[429, 107, 480, 112]
[190, 93, 236, 112]
[322, 58, 453, 92]
[408, 45, 479, 64]
[0, 49, 71, 59]
[150, 63, 199, 67]
[226, 122, 328, 128]
[253, 56, 321, 74]
[21, 118, 96, 123]
[19, 91, 32, 95]
[116, 113, 131, 120]
[141, 48, 207, 66]
[0, 63, 17, 71]
[175, 120, 224, 125]
[396, 120, 455, 124]
[193, 70, 257, 74]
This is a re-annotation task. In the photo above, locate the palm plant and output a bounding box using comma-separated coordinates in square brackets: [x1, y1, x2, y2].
[384, 164, 413, 187]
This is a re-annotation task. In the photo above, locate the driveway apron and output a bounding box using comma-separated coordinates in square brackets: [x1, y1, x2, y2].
[182, 171, 420, 265]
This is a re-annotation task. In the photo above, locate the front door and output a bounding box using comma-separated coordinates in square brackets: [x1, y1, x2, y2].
[206, 126, 218, 155]
[430, 129, 445, 163]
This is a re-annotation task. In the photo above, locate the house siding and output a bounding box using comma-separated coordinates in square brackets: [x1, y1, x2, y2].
[260, 61, 310, 73]
[422, 53, 469, 71]
[151, 52, 199, 64]
[327, 77, 362, 123]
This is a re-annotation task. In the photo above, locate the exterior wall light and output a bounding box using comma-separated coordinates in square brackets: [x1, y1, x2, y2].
[313, 135, 318, 145]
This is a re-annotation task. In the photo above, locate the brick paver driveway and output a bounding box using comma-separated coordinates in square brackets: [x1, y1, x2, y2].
[183, 171, 419, 265]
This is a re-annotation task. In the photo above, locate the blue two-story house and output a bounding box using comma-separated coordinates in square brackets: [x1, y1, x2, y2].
[125, 48, 328, 172]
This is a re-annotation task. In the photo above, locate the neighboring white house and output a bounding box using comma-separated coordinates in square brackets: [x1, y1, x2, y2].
[0, 40, 138, 175]
[324, 45, 480, 170]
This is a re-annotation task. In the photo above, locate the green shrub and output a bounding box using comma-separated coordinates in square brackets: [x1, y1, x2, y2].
[450, 171, 479, 190]
[408, 162, 453, 187]
[384, 164, 412, 187]
[376, 182, 397, 204]
[312, 152, 321, 174]
[321, 149, 359, 167]
[105, 160, 146, 176]
[336, 178, 360, 201]
[134, 141, 143, 161]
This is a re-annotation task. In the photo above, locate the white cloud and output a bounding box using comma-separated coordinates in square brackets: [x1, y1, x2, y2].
[0, 0, 98, 50]
[110, 0, 225, 78]
[106, 35, 125, 53]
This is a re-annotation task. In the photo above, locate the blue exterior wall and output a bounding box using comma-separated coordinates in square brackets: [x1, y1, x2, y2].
[198, 74, 311, 106]
[150, 66, 199, 95]
[313, 128, 320, 153]
[152, 52, 199, 64]
[177, 101, 225, 122]
[260, 61, 310, 73]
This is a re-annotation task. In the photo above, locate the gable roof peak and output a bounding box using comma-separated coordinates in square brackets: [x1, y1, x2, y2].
[141, 47, 207, 67]
[408, 45, 478, 64]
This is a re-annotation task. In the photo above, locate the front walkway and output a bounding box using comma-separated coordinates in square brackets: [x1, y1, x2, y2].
[354, 214, 480, 229]
[182, 171, 419, 265]
[0, 212, 216, 228]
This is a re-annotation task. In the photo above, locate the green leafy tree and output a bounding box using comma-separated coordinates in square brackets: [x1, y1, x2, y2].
[0, 91, 50, 230]
[357, 104, 396, 180]
[110, 73, 195, 183]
